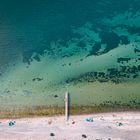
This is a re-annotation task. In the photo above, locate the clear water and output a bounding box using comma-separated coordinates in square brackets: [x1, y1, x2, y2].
[0, 0, 140, 112]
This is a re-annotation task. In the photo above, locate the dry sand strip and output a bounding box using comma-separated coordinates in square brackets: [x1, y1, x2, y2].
[0, 112, 140, 140]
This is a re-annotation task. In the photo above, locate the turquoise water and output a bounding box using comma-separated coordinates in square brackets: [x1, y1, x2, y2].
[0, 0, 140, 111]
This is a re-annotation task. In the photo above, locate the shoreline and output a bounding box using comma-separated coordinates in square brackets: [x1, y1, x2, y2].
[0, 105, 140, 119]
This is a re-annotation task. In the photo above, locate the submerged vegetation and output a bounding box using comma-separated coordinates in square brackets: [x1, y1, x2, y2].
[0, 0, 140, 117]
[1, 99, 140, 118]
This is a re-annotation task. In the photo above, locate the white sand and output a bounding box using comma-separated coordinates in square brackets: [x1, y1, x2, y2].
[0, 112, 140, 140]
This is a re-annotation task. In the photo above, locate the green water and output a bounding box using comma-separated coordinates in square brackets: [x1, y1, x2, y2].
[0, 0, 140, 116]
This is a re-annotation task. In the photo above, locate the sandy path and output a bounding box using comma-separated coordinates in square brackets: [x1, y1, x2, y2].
[0, 112, 140, 140]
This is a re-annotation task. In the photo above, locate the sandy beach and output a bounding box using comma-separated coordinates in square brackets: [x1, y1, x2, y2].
[0, 112, 140, 140]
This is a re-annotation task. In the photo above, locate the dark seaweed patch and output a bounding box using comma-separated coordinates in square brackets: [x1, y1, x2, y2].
[120, 35, 130, 45]
[87, 31, 130, 57]
[138, 65, 140, 70]
[54, 95, 58, 98]
[117, 57, 131, 63]
[112, 24, 140, 36]
[107, 68, 119, 76]
[69, 63, 71, 66]
[62, 64, 66, 67]
[77, 41, 86, 48]
[98, 72, 105, 77]
[100, 31, 120, 51]
[120, 66, 127, 72]
[133, 74, 139, 78]
[65, 64, 140, 85]
[32, 78, 43, 82]
[98, 99, 140, 109]
[33, 55, 41, 62]
[88, 42, 101, 56]
[62, 54, 73, 58]
[134, 48, 140, 53]
[127, 26, 140, 36]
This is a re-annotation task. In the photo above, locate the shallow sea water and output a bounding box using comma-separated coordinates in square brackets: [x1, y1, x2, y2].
[0, 0, 140, 115]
